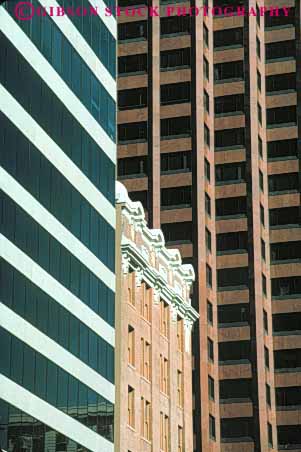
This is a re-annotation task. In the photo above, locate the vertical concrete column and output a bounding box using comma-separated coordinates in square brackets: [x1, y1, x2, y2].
[148, 0, 161, 228]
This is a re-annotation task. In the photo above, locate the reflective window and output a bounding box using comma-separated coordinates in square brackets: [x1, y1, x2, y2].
[0, 328, 114, 443]
[1, 115, 115, 264]
[0, 193, 115, 326]
[0, 399, 91, 452]
[0, 43, 115, 198]
[2, 11, 115, 138]
[1, 262, 114, 381]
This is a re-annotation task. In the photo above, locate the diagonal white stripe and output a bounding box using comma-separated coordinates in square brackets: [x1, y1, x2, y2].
[0, 303, 115, 402]
[0, 235, 115, 346]
[0, 375, 114, 452]
[1, 167, 115, 292]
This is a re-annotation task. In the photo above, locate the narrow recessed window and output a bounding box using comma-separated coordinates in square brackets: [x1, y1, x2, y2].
[206, 228, 212, 253]
[256, 37, 261, 59]
[257, 70, 261, 91]
[206, 264, 212, 288]
[266, 383, 271, 407]
[261, 239, 266, 261]
[259, 170, 264, 192]
[265, 346, 270, 369]
[208, 338, 214, 362]
[207, 301, 213, 324]
[208, 376, 215, 400]
[262, 274, 267, 296]
[263, 310, 268, 333]
[209, 415, 216, 440]
[268, 423, 273, 447]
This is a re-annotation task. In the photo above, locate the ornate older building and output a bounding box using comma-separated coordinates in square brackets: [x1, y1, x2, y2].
[115, 181, 198, 452]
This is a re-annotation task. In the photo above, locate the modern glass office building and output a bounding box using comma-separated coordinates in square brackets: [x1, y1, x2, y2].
[0, 1, 116, 451]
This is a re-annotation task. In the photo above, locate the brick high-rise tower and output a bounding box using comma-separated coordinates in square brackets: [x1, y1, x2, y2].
[117, 0, 301, 450]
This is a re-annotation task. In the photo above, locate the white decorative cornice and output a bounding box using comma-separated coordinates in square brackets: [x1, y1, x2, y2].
[116, 182, 199, 326]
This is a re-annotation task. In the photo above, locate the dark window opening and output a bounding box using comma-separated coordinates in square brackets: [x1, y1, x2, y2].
[161, 221, 192, 244]
[118, 156, 148, 178]
[273, 312, 301, 334]
[129, 190, 148, 210]
[160, 15, 191, 36]
[160, 48, 191, 70]
[267, 106, 297, 126]
[217, 267, 249, 290]
[271, 241, 301, 262]
[215, 162, 246, 184]
[205, 193, 211, 216]
[218, 304, 249, 326]
[161, 151, 191, 174]
[118, 121, 147, 143]
[206, 264, 212, 288]
[268, 173, 299, 193]
[278, 425, 301, 448]
[272, 277, 301, 298]
[118, 21, 147, 41]
[214, 27, 243, 48]
[216, 197, 247, 218]
[216, 231, 248, 254]
[206, 228, 212, 253]
[274, 349, 301, 370]
[161, 116, 191, 138]
[209, 415, 216, 440]
[118, 87, 147, 110]
[269, 206, 300, 228]
[207, 301, 213, 324]
[215, 94, 244, 115]
[208, 376, 215, 400]
[214, 61, 244, 82]
[265, 7, 295, 28]
[266, 73, 296, 93]
[219, 341, 251, 363]
[118, 54, 147, 75]
[215, 128, 245, 149]
[161, 82, 190, 105]
[161, 186, 191, 209]
[208, 338, 214, 361]
[265, 40, 296, 61]
[267, 139, 298, 160]
[219, 379, 252, 401]
[276, 387, 301, 408]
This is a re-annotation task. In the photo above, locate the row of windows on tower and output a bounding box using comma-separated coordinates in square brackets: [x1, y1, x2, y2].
[118, 7, 296, 42]
[119, 109, 297, 144]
